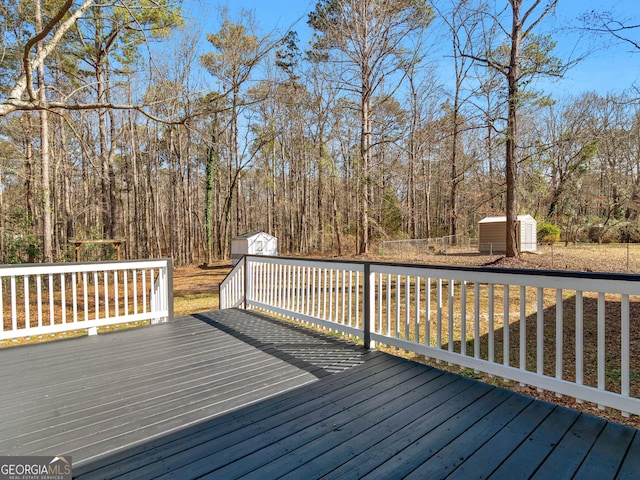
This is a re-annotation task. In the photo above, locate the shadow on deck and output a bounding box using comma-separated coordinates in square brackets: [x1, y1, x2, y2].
[1, 309, 639, 479]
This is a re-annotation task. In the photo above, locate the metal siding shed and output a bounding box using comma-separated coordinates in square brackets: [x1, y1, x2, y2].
[478, 215, 537, 254]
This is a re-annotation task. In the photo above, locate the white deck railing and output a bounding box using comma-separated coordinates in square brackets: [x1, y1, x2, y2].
[221, 255, 640, 416]
[0, 259, 173, 341]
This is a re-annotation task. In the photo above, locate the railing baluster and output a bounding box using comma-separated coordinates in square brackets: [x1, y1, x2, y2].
[306, 266, 312, 317]
[461, 281, 467, 356]
[286, 264, 291, 312]
[24, 276, 30, 330]
[123, 270, 128, 316]
[576, 290, 583, 389]
[331, 268, 336, 322]
[61, 274, 66, 326]
[94, 271, 99, 319]
[114, 271, 119, 318]
[448, 279, 454, 352]
[405, 275, 410, 341]
[48, 274, 54, 327]
[103, 271, 109, 319]
[556, 288, 563, 384]
[348, 270, 353, 327]
[504, 285, 510, 368]
[334, 269, 340, 324]
[310, 267, 316, 318]
[72, 272, 78, 323]
[414, 276, 420, 344]
[436, 279, 442, 349]
[277, 263, 282, 311]
[597, 292, 606, 407]
[83, 272, 88, 322]
[272, 263, 277, 308]
[142, 270, 147, 314]
[474, 283, 480, 360]
[0, 278, 3, 334]
[355, 270, 360, 330]
[537, 287, 544, 380]
[385, 274, 391, 336]
[270, 263, 275, 308]
[11, 276, 17, 332]
[378, 273, 383, 334]
[395, 275, 400, 340]
[622, 293, 630, 401]
[341, 270, 346, 326]
[520, 286, 526, 373]
[299, 266, 304, 314]
[323, 268, 328, 320]
[133, 270, 138, 315]
[425, 278, 431, 347]
[150, 269, 156, 320]
[488, 283, 495, 364]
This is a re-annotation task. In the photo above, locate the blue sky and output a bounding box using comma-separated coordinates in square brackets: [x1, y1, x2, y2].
[181, 0, 640, 98]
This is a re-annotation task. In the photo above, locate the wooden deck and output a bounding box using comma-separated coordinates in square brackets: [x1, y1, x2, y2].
[1, 310, 639, 479]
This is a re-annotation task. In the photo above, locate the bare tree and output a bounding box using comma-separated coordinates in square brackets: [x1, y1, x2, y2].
[200, 8, 276, 257]
[464, 0, 563, 256]
[308, 0, 432, 254]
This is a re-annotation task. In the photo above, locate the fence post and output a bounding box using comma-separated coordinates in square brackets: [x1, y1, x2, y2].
[363, 263, 373, 349]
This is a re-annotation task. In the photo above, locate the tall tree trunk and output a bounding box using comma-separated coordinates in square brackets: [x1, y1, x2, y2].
[23, 116, 36, 261]
[450, 103, 460, 238]
[505, 1, 522, 258]
[205, 142, 217, 264]
[36, 1, 53, 262]
[98, 65, 112, 239]
[359, 76, 371, 254]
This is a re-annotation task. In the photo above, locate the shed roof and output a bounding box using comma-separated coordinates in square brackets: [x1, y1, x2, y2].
[232, 231, 275, 240]
[479, 214, 535, 224]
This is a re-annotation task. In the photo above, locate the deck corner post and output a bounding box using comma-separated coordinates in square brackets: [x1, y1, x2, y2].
[166, 257, 174, 322]
[363, 262, 373, 349]
[242, 256, 248, 310]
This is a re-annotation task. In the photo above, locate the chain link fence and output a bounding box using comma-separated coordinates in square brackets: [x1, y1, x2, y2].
[379, 235, 477, 261]
[378, 239, 640, 274]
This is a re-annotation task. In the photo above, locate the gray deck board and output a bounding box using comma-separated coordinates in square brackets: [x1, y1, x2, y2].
[0, 308, 638, 479]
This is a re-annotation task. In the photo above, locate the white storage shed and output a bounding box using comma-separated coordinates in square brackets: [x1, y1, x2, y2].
[478, 215, 537, 254]
[231, 231, 278, 265]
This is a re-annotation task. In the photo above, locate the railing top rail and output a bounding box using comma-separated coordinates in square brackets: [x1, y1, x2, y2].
[0, 259, 170, 277]
[220, 257, 245, 289]
[246, 255, 640, 284]
[246, 255, 365, 272]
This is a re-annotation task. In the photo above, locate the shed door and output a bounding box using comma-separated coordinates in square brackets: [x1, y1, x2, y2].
[523, 222, 532, 251]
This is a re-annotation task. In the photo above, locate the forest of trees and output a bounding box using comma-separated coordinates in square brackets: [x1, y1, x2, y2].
[1, 0, 639, 265]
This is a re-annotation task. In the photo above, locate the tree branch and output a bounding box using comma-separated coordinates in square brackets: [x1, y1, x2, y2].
[22, 0, 75, 101]
[1, 0, 95, 116]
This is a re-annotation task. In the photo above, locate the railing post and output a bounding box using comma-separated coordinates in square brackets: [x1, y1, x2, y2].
[243, 256, 249, 310]
[166, 258, 174, 322]
[363, 263, 373, 349]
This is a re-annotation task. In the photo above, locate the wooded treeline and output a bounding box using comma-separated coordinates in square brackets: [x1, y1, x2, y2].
[1, 0, 639, 265]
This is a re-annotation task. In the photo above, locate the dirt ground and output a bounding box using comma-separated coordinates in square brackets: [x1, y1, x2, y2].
[174, 245, 640, 428]
[173, 262, 231, 295]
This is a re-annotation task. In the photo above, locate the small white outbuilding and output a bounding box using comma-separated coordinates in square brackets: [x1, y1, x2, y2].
[478, 215, 537, 254]
[231, 231, 278, 265]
